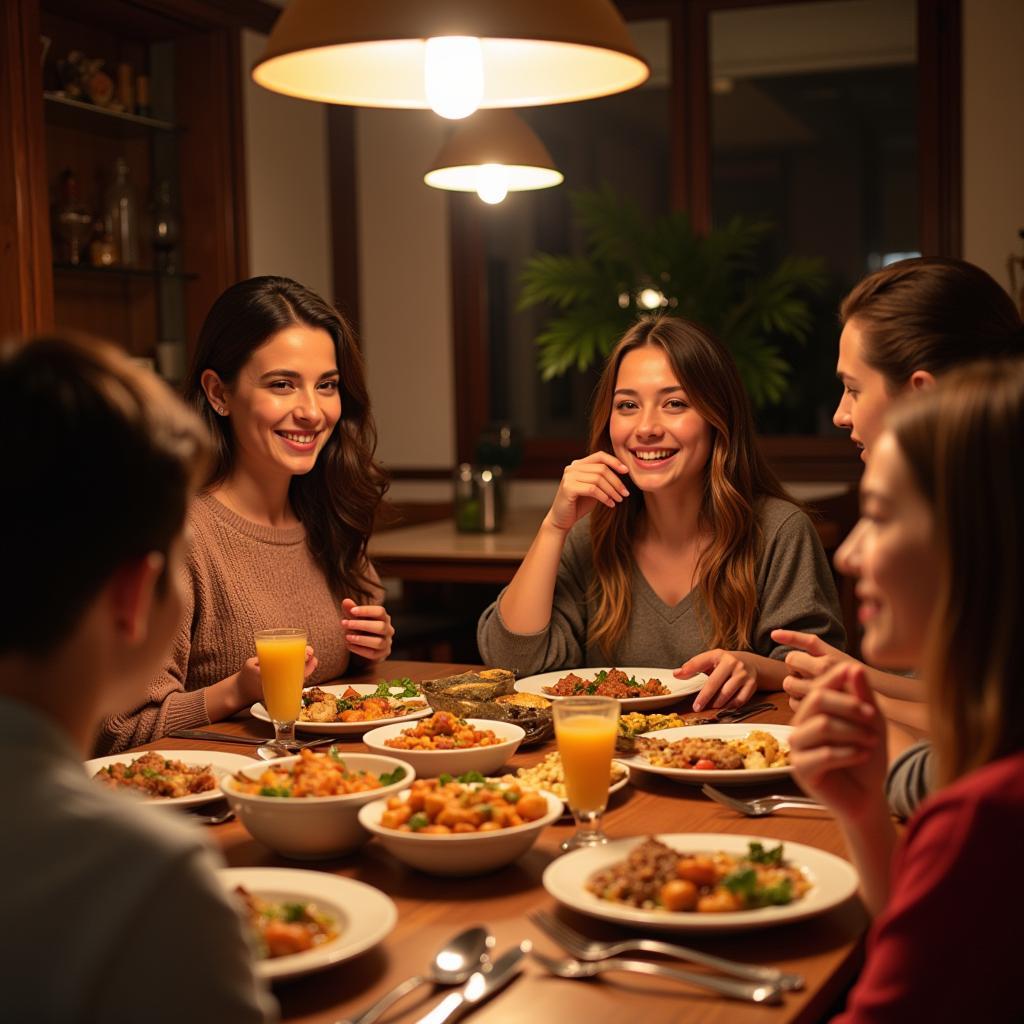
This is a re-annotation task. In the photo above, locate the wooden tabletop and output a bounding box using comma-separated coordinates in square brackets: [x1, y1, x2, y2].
[138, 660, 867, 1023]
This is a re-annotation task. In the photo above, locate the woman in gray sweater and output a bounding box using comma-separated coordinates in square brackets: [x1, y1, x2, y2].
[478, 315, 845, 711]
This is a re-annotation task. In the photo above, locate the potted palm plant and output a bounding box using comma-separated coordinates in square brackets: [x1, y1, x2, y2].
[518, 185, 827, 409]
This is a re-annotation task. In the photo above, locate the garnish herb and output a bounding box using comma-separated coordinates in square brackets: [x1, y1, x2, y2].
[378, 766, 407, 786]
[408, 812, 429, 831]
[747, 841, 784, 866]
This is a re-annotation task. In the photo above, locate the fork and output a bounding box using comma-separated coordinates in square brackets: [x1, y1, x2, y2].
[529, 910, 803, 991]
[530, 948, 783, 1005]
[701, 783, 826, 817]
[698, 700, 776, 725]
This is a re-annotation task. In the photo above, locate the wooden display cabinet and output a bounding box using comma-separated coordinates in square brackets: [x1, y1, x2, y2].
[0, 0, 268, 367]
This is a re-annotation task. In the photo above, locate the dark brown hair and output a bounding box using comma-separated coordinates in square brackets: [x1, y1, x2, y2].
[587, 316, 794, 656]
[888, 359, 1024, 785]
[840, 257, 1023, 391]
[0, 333, 209, 654]
[184, 276, 388, 604]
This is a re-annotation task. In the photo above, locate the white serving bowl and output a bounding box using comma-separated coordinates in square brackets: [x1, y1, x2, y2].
[358, 787, 562, 876]
[221, 752, 415, 860]
[361, 717, 525, 777]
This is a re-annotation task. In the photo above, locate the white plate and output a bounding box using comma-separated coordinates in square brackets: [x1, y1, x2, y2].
[515, 667, 706, 710]
[543, 832, 858, 932]
[220, 867, 396, 981]
[86, 749, 257, 808]
[621, 723, 794, 786]
[250, 682, 432, 735]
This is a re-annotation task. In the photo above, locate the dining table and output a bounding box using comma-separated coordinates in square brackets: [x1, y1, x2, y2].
[133, 660, 869, 1024]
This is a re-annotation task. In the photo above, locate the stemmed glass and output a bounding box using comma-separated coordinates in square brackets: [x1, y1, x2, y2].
[254, 628, 307, 757]
[553, 696, 620, 852]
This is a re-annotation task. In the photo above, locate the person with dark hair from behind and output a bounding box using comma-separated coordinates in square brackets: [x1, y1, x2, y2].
[0, 335, 275, 1022]
[772, 256, 1024, 817]
[98, 276, 393, 753]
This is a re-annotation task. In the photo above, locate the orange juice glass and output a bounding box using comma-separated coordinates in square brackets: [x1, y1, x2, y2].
[553, 695, 620, 851]
[255, 628, 306, 752]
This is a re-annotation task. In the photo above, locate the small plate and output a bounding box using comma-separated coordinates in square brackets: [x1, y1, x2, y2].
[220, 867, 396, 980]
[621, 723, 794, 786]
[516, 756, 631, 816]
[250, 682, 432, 735]
[543, 832, 858, 932]
[85, 749, 258, 808]
[515, 667, 705, 710]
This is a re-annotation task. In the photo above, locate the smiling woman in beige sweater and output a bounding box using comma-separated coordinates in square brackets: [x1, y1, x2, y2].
[98, 277, 393, 753]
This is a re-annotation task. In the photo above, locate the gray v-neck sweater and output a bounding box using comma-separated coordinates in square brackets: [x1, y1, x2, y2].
[477, 497, 845, 674]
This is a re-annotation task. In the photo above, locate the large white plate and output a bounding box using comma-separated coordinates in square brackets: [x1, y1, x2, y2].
[220, 867, 397, 981]
[515, 667, 706, 710]
[621, 723, 794, 786]
[543, 832, 858, 932]
[250, 682, 432, 735]
[86, 749, 257, 808]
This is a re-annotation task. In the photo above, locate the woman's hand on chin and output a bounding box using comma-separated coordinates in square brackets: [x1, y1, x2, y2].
[676, 649, 758, 711]
[544, 451, 631, 533]
[341, 597, 394, 662]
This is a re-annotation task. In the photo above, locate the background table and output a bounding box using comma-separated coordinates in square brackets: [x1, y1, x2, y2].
[139, 660, 868, 1023]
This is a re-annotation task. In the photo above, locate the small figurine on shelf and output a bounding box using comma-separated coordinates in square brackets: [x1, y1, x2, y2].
[151, 181, 180, 274]
[89, 226, 116, 267]
[53, 168, 93, 266]
[55, 50, 113, 107]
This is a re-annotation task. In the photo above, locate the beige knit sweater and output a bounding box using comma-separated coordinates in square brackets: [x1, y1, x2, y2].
[97, 494, 358, 754]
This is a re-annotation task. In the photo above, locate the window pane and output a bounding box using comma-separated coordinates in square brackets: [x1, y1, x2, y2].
[710, 0, 918, 433]
[483, 20, 671, 445]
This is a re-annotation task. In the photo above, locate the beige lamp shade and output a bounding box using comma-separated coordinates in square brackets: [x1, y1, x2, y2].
[425, 110, 563, 199]
[253, 0, 649, 111]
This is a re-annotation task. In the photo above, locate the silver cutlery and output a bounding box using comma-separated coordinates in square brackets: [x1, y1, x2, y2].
[701, 783, 826, 817]
[338, 926, 493, 1024]
[184, 804, 235, 826]
[698, 700, 776, 725]
[529, 910, 803, 991]
[167, 728, 337, 752]
[530, 948, 782, 1005]
[413, 941, 530, 1024]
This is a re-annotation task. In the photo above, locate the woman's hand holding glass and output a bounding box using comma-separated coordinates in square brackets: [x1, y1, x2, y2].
[237, 644, 318, 706]
[254, 627, 308, 755]
[341, 597, 394, 661]
[676, 648, 758, 711]
[789, 663, 888, 823]
[544, 452, 631, 533]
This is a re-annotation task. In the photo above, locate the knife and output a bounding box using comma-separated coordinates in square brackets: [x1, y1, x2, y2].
[412, 941, 530, 1024]
[166, 729, 337, 750]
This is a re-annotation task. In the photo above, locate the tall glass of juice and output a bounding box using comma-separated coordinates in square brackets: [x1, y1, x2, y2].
[553, 695, 620, 852]
[254, 627, 307, 754]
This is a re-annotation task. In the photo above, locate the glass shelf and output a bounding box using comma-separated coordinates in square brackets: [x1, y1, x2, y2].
[44, 92, 178, 135]
[53, 262, 197, 281]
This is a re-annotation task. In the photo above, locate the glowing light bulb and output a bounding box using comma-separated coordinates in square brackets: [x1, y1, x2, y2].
[424, 37, 483, 120]
[638, 287, 666, 310]
[476, 164, 508, 204]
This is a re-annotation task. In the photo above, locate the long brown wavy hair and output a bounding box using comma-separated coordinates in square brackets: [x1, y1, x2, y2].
[184, 276, 388, 604]
[887, 359, 1024, 786]
[587, 316, 793, 657]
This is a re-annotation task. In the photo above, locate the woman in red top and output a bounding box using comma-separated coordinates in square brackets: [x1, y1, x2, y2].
[790, 359, 1024, 1021]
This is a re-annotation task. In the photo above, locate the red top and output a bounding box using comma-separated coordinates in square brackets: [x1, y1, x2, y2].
[835, 749, 1024, 1022]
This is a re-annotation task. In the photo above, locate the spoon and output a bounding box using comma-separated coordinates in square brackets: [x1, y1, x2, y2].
[338, 926, 494, 1024]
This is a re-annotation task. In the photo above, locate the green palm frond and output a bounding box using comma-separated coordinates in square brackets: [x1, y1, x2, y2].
[519, 188, 828, 408]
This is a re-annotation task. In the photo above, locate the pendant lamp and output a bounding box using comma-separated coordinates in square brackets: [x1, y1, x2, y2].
[425, 110, 563, 204]
[253, 0, 649, 119]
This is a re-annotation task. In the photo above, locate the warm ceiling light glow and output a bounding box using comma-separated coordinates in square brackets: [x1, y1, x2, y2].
[425, 110, 564, 202]
[424, 36, 483, 119]
[253, 1, 649, 109]
[476, 165, 509, 204]
[638, 288, 667, 309]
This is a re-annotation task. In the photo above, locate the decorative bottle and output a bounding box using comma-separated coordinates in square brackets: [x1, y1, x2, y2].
[103, 157, 139, 266]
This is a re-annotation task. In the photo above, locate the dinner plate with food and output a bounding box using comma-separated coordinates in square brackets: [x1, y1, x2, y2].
[86, 749, 258, 808]
[515, 667, 705, 710]
[220, 867, 397, 980]
[621, 723, 794, 785]
[515, 751, 631, 816]
[250, 678, 431, 735]
[543, 833, 858, 932]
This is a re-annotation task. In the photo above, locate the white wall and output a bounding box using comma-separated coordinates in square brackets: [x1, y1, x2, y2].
[961, 0, 1024, 292]
[356, 109, 456, 470]
[241, 28, 332, 299]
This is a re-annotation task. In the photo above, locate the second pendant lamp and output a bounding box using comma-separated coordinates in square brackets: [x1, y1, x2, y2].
[425, 110, 563, 204]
